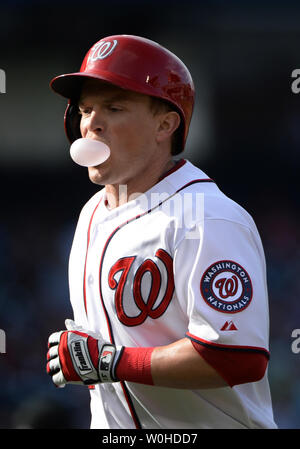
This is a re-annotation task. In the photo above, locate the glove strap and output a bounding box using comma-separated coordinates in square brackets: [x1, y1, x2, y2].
[98, 343, 123, 383]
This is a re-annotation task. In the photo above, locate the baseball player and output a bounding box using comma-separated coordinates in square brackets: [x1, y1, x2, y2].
[46, 35, 277, 429]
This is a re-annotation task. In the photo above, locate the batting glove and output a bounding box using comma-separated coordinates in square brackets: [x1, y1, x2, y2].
[46, 319, 123, 387]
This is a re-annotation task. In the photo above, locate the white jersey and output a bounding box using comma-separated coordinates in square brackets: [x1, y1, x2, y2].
[68, 159, 277, 429]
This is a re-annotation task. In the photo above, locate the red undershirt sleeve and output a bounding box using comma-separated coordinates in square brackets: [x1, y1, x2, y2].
[188, 336, 269, 388]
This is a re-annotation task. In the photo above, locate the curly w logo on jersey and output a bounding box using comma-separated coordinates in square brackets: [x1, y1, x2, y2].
[200, 260, 253, 313]
[108, 249, 174, 326]
[215, 275, 239, 299]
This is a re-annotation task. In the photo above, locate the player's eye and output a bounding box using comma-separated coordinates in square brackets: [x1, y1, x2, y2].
[78, 107, 92, 116]
[107, 105, 123, 112]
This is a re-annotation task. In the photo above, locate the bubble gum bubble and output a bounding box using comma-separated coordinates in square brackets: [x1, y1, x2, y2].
[70, 138, 110, 167]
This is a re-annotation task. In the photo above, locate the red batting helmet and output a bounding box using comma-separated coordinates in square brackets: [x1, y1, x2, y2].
[50, 34, 195, 154]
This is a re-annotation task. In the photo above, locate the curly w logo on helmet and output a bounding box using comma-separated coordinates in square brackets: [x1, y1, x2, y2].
[89, 40, 118, 61]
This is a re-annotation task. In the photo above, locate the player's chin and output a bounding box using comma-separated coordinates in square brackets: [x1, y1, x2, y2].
[88, 165, 109, 185]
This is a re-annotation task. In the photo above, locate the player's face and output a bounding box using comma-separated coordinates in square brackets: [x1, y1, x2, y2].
[79, 80, 171, 190]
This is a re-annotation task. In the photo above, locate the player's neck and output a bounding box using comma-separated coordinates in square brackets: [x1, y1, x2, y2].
[104, 158, 175, 210]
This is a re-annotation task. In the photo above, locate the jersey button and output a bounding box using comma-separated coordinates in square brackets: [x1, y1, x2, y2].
[88, 274, 94, 284]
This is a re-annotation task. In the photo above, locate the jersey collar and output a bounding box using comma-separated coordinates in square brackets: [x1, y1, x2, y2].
[100, 158, 214, 219]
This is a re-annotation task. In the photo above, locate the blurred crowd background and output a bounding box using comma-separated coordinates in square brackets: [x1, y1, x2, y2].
[0, 0, 300, 429]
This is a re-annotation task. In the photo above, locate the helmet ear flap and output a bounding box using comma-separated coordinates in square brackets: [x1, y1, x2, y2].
[65, 102, 82, 143]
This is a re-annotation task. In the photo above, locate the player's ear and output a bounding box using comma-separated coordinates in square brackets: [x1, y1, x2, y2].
[155, 111, 181, 144]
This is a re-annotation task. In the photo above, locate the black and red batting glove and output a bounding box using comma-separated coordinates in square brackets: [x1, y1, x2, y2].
[46, 320, 123, 387]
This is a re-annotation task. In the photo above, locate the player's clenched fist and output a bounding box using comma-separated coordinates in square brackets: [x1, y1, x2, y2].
[46, 320, 122, 387]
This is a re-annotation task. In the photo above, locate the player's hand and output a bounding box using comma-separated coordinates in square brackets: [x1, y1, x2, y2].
[46, 319, 122, 387]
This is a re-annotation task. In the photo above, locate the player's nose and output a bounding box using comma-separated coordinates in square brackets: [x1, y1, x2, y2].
[81, 108, 105, 138]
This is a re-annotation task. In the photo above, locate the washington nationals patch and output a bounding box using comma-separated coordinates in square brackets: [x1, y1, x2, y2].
[200, 260, 253, 313]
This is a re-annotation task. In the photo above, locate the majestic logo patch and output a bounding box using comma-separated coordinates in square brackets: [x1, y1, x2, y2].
[200, 260, 253, 313]
[220, 320, 238, 331]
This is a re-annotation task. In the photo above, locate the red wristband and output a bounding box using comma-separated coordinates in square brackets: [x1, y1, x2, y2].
[116, 347, 154, 385]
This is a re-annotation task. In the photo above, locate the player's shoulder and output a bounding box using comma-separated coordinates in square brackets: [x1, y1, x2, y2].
[166, 159, 256, 230]
[204, 188, 256, 230]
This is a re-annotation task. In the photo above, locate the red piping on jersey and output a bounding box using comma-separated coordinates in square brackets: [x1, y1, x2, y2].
[186, 332, 270, 358]
[82, 195, 142, 427]
[98, 226, 143, 429]
[85, 176, 215, 429]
